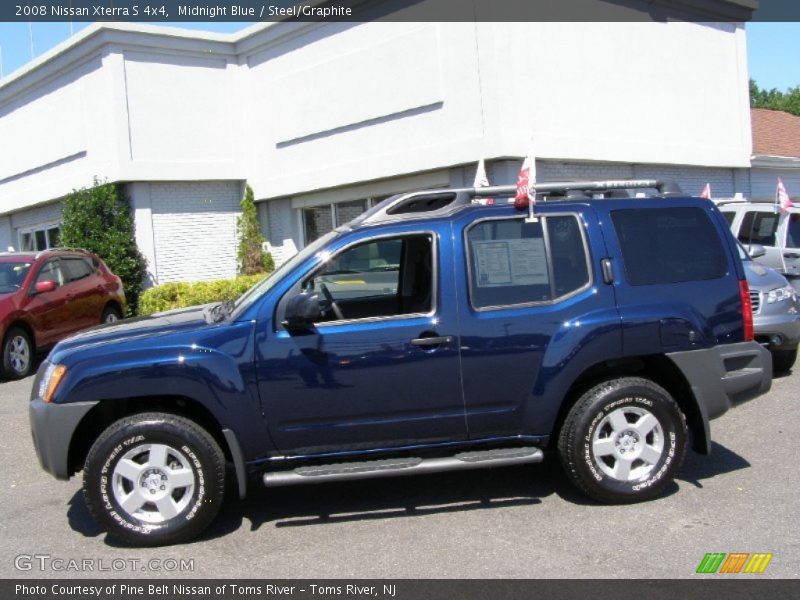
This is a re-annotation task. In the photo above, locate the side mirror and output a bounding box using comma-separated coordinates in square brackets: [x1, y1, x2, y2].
[747, 244, 766, 259]
[34, 280, 57, 294]
[282, 292, 321, 331]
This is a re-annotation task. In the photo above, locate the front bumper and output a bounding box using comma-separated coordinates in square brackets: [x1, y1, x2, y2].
[753, 312, 800, 350]
[29, 392, 98, 480]
[667, 341, 772, 453]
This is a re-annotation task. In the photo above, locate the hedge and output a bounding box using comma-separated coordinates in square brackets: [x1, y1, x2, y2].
[138, 274, 267, 316]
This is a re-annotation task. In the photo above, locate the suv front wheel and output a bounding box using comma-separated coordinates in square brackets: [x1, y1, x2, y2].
[558, 377, 687, 503]
[2, 326, 34, 380]
[83, 412, 225, 546]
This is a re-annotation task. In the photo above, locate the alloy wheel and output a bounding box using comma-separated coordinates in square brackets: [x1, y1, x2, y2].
[591, 406, 665, 482]
[111, 443, 196, 524]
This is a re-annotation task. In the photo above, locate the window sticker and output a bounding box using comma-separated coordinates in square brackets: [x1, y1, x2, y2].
[472, 238, 548, 287]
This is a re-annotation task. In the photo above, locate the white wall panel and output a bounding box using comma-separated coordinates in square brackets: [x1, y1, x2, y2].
[124, 52, 235, 164]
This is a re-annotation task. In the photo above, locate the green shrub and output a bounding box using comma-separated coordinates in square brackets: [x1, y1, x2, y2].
[139, 274, 267, 316]
[237, 184, 274, 275]
[59, 179, 148, 315]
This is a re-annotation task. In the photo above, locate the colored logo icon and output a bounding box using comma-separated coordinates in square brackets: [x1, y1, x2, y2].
[696, 552, 773, 574]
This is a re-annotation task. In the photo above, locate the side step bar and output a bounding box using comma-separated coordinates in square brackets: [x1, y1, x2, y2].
[263, 446, 544, 487]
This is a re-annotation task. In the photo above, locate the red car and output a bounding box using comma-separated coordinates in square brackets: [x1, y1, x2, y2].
[0, 248, 126, 379]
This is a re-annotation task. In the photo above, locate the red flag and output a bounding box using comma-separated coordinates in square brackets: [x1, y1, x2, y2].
[777, 178, 794, 213]
[514, 143, 536, 210]
[700, 183, 711, 199]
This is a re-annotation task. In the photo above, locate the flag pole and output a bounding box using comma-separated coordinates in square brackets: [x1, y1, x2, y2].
[777, 179, 789, 274]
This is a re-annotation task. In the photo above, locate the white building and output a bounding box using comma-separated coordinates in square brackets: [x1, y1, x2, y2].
[0, 5, 758, 284]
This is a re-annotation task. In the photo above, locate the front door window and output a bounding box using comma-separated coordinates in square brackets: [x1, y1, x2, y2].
[304, 235, 432, 322]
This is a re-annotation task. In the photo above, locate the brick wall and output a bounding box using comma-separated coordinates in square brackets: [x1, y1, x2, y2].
[150, 181, 242, 282]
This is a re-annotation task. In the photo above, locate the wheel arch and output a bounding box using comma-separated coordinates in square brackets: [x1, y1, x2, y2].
[3, 319, 37, 351]
[551, 354, 709, 454]
[102, 300, 123, 318]
[68, 395, 248, 497]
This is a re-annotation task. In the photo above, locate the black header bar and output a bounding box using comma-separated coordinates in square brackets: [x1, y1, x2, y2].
[1, 0, 798, 23]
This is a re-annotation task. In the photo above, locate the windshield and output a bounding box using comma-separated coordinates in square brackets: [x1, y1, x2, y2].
[231, 231, 339, 318]
[0, 262, 32, 293]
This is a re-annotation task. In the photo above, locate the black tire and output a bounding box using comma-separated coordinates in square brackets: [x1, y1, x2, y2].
[771, 348, 797, 373]
[83, 412, 225, 546]
[1, 326, 34, 380]
[101, 305, 122, 324]
[558, 377, 687, 504]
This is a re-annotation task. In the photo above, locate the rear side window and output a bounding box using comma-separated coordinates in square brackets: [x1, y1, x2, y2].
[62, 258, 93, 282]
[737, 210, 779, 246]
[787, 214, 800, 249]
[466, 215, 590, 309]
[611, 207, 728, 285]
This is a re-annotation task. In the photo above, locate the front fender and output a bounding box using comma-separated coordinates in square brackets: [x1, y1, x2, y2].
[51, 324, 275, 463]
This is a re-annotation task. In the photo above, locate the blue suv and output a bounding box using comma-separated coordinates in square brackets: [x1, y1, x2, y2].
[29, 180, 772, 546]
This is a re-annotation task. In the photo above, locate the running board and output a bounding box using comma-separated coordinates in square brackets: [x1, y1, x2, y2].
[263, 446, 544, 487]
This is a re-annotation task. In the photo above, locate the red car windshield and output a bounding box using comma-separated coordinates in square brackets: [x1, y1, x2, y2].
[0, 262, 33, 294]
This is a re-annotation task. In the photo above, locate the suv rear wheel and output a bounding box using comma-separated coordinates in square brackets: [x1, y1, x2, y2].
[83, 412, 225, 546]
[558, 377, 687, 503]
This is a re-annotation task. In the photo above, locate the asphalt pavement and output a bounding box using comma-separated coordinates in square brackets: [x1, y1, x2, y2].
[1, 365, 798, 579]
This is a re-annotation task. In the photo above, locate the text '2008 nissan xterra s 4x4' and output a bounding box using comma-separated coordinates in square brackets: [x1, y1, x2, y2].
[30, 180, 772, 546]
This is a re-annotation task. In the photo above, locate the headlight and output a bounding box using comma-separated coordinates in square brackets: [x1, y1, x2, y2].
[38, 363, 67, 403]
[766, 285, 796, 304]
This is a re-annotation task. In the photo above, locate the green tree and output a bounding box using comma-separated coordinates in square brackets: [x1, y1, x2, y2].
[750, 79, 800, 116]
[59, 179, 148, 316]
[237, 184, 274, 275]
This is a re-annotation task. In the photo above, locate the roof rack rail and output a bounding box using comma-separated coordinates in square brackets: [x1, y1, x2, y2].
[468, 179, 682, 198]
[34, 247, 91, 259]
[355, 179, 683, 225]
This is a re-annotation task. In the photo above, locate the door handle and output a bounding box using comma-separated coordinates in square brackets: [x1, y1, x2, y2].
[411, 336, 453, 347]
[784, 252, 800, 259]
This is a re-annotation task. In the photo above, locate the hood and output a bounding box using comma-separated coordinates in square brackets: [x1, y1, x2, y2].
[744, 260, 790, 292]
[50, 304, 213, 357]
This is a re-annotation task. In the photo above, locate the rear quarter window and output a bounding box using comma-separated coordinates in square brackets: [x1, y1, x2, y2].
[466, 215, 590, 309]
[737, 210, 779, 246]
[611, 207, 728, 286]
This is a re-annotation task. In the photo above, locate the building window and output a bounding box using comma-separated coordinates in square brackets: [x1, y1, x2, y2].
[301, 197, 387, 244]
[19, 224, 60, 252]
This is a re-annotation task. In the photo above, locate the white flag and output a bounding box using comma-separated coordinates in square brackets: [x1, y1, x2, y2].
[473, 158, 490, 188]
[473, 158, 494, 205]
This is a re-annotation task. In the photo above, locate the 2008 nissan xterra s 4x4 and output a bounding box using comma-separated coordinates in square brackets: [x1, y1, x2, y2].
[30, 180, 772, 546]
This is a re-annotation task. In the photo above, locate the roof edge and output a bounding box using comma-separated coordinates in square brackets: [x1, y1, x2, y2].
[751, 155, 800, 169]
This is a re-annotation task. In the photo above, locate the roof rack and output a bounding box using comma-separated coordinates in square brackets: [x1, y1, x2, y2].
[354, 180, 683, 226]
[34, 247, 91, 259]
